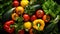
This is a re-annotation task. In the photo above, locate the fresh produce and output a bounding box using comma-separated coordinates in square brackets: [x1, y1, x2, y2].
[25, 4, 41, 16]
[23, 14, 30, 21]
[14, 16, 24, 34]
[4, 20, 14, 33]
[18, 30, 25, 34]
[3, 8, 15, 21]
[31, 15, 37, 21]
[24, 22, 32, 29]
[44, 15, 59, 34]
[20, 0, 29, 7]
[0, 0, 12, 21]
[15, 6, 24, 15]
[13, 0, 18, 1]
[12, 13, 19, 21]
[33, 19, 45, 31]
[42, 15, 50, 23]
[36, 10, 44, 18]
[13, 1, 19, 7]
[0, 0, 60, 34]
[29, 29, 33, 34]
[42, 0, 60, 18]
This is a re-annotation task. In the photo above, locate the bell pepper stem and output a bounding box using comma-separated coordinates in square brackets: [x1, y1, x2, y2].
[38, 24, 40, 30]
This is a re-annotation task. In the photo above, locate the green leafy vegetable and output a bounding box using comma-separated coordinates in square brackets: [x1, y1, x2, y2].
[0, 0, 12, 20]
[42, 0, 60, 18]
[15, 15, 24, 34]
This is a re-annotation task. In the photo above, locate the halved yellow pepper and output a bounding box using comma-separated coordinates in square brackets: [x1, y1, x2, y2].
[33, 19, 45, 31]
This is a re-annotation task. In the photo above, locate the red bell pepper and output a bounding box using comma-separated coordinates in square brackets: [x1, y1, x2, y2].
[18, 30, 25, 34]
[4, 20, 14, 33]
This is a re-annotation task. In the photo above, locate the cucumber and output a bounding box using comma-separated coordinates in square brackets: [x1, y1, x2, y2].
[44, 15, 59, 34]
[25, 4, 41, 16]
[2, 8, 15, 22]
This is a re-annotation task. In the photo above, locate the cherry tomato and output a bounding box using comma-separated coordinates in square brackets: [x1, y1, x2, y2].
[36, 10, 44, 18]
[12, 13, 19, 21]
[14, 0, 18, 1]
[18, 30, 25, 34]
[31, 15, 37, 21]
[29, 29, 33, 34]
[4, 20, 14, 33]
[42, 15, 50, 23]
[13, 1, 19, 7]
[23, 14, 30, 21]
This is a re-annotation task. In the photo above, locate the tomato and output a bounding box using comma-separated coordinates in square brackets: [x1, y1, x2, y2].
[13, 1, 19, 7]
[36, 10, 44, 18]
[29, 29, 33, 34]
[42, 15, 50, 23]
[23, 14, 30, 21]
[4, 20, 14, 33]
[15, 6, 24, 15]
[18, 30, 25, 34]
[12, 13, 19, 21]
[14, 0, 18, 1]
[31, 15, 37, 21]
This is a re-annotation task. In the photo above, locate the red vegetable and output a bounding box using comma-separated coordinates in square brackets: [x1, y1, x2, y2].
[18, 30, 25, 34]
[36, 10, 44, 18]
[31, 15, 37, 21]
[13, 1, 19, 7]
[29, 29, 33, 34]
[42, 15, 50, 23]
[14, 0, 18, 1]
[4, 20, 14, 33]
[23, 14, 30, 21]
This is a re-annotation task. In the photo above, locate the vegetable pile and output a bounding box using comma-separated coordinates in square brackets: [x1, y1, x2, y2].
[0, 0, 60, 34]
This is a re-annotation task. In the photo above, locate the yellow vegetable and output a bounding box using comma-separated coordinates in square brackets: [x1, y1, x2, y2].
[33, 19, 45, 31]
[15, 6, 24, 15]
[24, 22, 32, 29]
[20, 0, 29, 7]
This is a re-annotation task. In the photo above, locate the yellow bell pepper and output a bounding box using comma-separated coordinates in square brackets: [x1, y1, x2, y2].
[33, 19, 45, 31]
[24, 22, 32, 29]
[20, 0, 29, 7]
[15, 6, 24, 15]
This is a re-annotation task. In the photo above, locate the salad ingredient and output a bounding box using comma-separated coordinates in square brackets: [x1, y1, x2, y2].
[25, 4, 41, 16]
[12, 13, 19, 21]
[42, 0, 60, 18]
[44, 15, 59, 34]
[15, 6, 24, 15]
[36, 10, 44, 18]
[29, 29, 33, 34]
[18, 29, 25, 34]
[33, 19, 45, 31]
[13, 1, 19, 7]
[3, 8, 15, 21]
[23, 14, 30, 21]
[20, 0, 29, 7]
[31, 15, 37, 21]
[42, 15, 50, 23]
[4, 20, 14, 33]
[24, 22, 32, 29]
